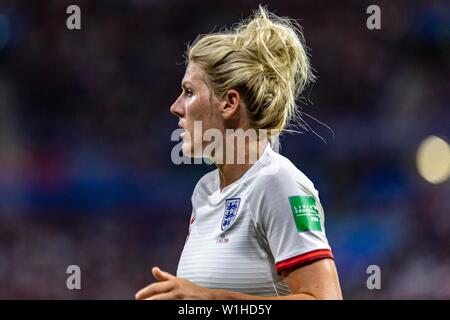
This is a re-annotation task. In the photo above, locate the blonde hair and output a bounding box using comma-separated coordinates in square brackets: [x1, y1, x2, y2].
[187, 6, 314, 139]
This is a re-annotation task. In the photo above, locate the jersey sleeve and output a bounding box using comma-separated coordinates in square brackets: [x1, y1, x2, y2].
[251, 168, 334, 273]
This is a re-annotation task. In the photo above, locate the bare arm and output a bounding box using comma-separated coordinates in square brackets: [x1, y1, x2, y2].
[208, 258, 342, 300]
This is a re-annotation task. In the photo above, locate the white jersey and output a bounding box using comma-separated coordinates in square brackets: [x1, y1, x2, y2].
[176, 143, 334, 296]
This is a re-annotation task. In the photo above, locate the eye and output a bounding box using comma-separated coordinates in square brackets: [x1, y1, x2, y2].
[184, 89, 193, 98]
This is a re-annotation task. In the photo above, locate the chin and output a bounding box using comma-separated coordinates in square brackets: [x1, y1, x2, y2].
[181, 142, 192, 157]
[182, 142, 206, 160]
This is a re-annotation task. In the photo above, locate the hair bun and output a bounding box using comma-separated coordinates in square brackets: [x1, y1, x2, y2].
[187, 5, 314, 136]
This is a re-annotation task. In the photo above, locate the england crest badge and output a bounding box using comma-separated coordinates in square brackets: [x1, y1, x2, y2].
[221, 198, 241, 231]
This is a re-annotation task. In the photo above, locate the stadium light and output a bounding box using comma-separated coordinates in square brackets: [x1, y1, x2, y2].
[417, 135, 450, 184]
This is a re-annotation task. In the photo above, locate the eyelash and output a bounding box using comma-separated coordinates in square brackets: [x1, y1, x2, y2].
[184, 90, 193, 97]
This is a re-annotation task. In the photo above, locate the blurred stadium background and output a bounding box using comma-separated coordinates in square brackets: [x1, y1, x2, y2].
[0, 0, 449, 299]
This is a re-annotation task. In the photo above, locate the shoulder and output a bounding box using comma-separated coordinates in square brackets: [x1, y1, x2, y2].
[250, 148, 319, 198]
[247, 149, 328, 234]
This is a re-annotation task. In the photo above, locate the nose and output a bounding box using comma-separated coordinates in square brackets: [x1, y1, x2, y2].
[170, 94, 185, 118]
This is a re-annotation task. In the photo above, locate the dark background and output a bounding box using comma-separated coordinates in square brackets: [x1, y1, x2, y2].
[0, 0, 449, 299]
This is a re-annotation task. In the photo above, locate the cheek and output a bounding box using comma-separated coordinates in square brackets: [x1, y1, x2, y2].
[186, 95, 213, 130]
[186, 95, 204, 120]
[182, 99, 200, 144]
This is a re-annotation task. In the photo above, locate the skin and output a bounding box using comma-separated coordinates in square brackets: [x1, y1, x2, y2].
[170, 62, 263, 190]
[136, 61, 343, 300]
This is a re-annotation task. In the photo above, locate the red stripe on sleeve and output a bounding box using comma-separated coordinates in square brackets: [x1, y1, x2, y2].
[275, 249, 334, 273]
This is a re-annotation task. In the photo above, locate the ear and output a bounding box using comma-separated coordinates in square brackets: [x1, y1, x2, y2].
[220, 89, 241, 120]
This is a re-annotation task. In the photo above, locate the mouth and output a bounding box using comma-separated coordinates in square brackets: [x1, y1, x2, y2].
[179, 125, 185, 139]
[178, 122, 186, 139]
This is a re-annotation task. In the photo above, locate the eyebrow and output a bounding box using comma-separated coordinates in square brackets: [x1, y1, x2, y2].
[181, 81, 193, 88]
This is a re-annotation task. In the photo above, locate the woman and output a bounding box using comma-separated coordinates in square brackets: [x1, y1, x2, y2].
[136, 6, 342, 300]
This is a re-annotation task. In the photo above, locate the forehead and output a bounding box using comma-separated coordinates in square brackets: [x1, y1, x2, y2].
[182, 62, 206, 85]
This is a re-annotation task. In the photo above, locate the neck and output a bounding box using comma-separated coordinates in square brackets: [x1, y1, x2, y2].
[215, 138, 268, 192]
